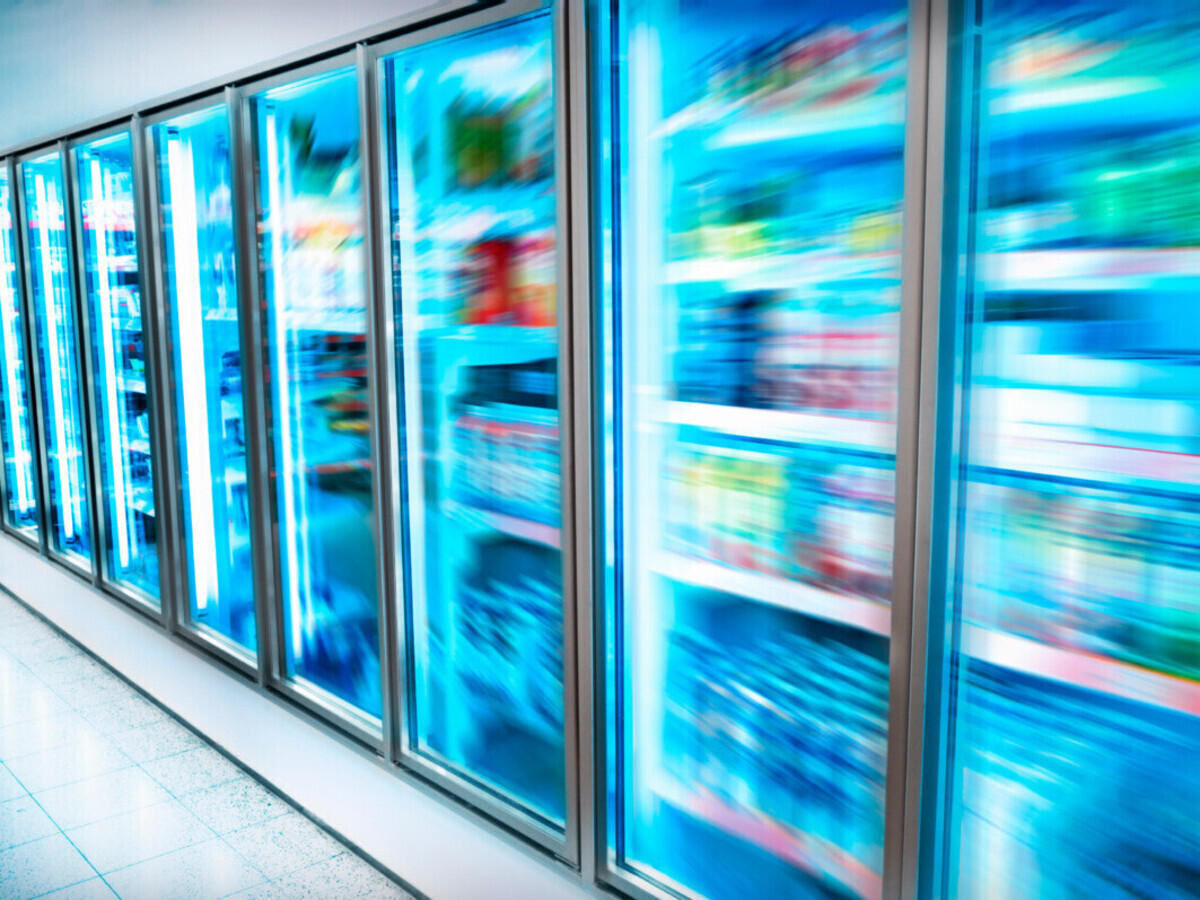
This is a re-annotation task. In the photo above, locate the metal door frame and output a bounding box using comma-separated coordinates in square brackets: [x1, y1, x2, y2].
[0, 156, 46, 550]
[66, 122, 171, 623]
[14, 143, 100, 585]
[366, 0, 583, 865]
[140, 92, 262, 680]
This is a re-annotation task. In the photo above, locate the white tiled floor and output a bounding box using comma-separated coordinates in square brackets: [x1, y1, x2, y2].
[0, 591, 416, 900]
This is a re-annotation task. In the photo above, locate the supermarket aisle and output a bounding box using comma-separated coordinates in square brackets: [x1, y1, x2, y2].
[0, 590, 415, 900]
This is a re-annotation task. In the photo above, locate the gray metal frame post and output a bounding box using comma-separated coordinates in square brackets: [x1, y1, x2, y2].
[11, 152, 57, 562]
[0, 157, 44, 549]
[62, 138, 105, 589]
[230, 83, 282, 691]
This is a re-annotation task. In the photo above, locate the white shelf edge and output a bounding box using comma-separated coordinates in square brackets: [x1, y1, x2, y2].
[656, 552, 891, 637]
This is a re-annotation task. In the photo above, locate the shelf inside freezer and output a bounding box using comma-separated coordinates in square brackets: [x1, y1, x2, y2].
[283, 308, 367, 334]
[118, 374, 146, 394]
[663, 401, 895, 453]
[433, 324, 555, 348]
[964, 625, 1200, 719]
[656, 552, 891, 636]
[980, 249, 1200, 294]
[975, 437, 1200, 498]
[654, 777, 883, 900]
[129, 487, 155, 518]
[989, 73, 1200, 141]
[444, 501, 561, 550]
[128, 438, 151, 456]
[664, 250, 900, 288]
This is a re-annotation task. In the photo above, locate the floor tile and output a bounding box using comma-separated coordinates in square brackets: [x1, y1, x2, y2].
[34, 766, 170, 831]
[51, 679, 139, 713]
[0, 763, 28, 802]
[0, 833, 97, 899]
[0, 711, 99, 761]
[78, 697, 168, 736]
[32, 654, 108, 688]
[219, 883, 301, 900]
[103, 839, 265, 900]
[277, 853, 413, 900]
[222, 812, 345, 880]
[179, 777, 290, 836]
[0, 794, 58, 851]
[0, 621, 53, 650]
[109, 720, 202, 764]
[140, 746, 243, 797]
[7, 636, 80, 667]
[34, 877, 119, 899]
[0, 685, 70, 728]
[66, 798, 216, 874]
[5, 732, 132, 794]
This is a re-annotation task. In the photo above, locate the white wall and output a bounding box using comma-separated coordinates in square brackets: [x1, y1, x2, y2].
[0, 0, 444, 150]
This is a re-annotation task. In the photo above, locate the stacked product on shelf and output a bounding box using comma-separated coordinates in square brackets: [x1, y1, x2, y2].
[662, 439, 894, 603]
[957, 667, 1200, 899]
[662, 627, 889, 877]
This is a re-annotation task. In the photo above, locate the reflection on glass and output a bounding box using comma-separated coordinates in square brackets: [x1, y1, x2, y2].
[0, 168, 39, 539]
[599, 0, 907, 896]
[936, 2, 1200, 897]
[154, 106, 256, 654]
[254, 68, 381, 718]
[22, 153, 91, 567]
[383, 13, 564, 827]
[76, 134, 159, 601]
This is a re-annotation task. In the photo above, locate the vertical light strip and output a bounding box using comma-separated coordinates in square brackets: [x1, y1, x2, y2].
[91, 156, 132, 571]
[167, 131, 218, 613]
[264, 106, 303, 660]
[35, 172, 75, 541]
[0, 181, 34, 513]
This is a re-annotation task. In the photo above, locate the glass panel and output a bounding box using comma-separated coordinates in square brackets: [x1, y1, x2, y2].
[22, 153, 91, 567]
[0, 167, 40, 539]
[154, 106, 256, 655]
[383, 13, 564, 828]
[253, 68, 381, 719]
[76, 133, 160, 602]
[931, 2, 1200, 897]
[598, 0, 909, 896]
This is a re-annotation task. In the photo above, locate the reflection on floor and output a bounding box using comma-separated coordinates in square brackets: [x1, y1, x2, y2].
[0, 590, 414, 900]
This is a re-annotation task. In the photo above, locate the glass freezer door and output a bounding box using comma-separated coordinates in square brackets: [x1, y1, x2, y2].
[22, 152, 92, 568]
[599, 0, 909, 896]
[382, 11, 565, 828]
[154, 105, 257, 655]
[0, 166, 40, 539]
[76, 133, 160, 603]
[927, 2, 1200, 897]
[253, 67, 382, 720]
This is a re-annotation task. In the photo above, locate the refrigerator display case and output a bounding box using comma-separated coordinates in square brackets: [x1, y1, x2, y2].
[926, 1, 1200, 898]
[75, 132, 160, 603]
[0, 165, 40, 540]
[252, 66, 382, 719]
[597, 0, 909, 896]
[153, 104, 256, 655]
[381, 9, 566, 829]
[21, 151, 92, 569]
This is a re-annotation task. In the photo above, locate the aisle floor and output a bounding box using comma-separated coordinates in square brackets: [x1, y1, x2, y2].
[0, 590, 415, 900]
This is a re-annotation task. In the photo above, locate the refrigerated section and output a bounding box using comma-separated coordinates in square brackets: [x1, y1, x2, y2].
[21, 151, 92, 569]
[599, 0, 908, 896]
[927, 2, 1200, 897]
[153, 105, 256, 654]
[75, 133, 160, 602]
[381, 11, 566, 828]
[252, 67, 382, 719]
[0, 166, 39, 540]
